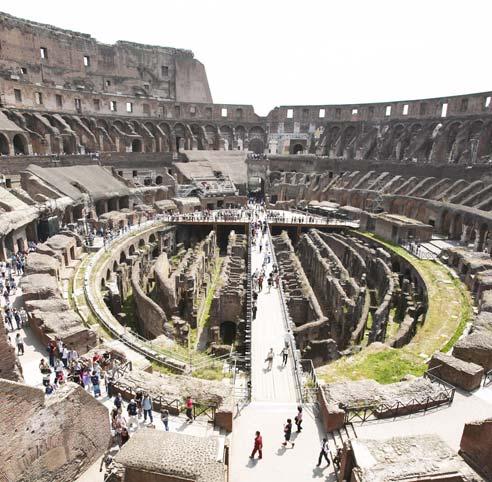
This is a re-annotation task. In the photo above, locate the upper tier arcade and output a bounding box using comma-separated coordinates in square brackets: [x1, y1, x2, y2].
[0, 11, 212, 104]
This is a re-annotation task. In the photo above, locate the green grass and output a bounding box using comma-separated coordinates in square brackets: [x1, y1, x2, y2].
[192, 366, 230, 381]
[317, 231, 472, 384]
[318, 345, 427, 384]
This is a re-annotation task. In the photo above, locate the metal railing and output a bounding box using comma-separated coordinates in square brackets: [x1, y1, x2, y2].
[110, 378, 217, 424]
[82, 219, 234, 373]
[343, 370, 455, 424]
[299, 358, 319, 402]
[266, 225, 304, 403]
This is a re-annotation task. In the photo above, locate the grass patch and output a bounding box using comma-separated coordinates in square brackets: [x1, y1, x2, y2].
[318, 345, 427, 384]
[192, 366, 230, 381]
[317, 231, 472, 384]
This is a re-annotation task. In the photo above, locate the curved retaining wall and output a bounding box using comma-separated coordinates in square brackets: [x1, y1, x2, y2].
[83, 221, 187, 372]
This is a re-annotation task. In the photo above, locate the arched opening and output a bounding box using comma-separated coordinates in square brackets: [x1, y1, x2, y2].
[129, 245, 135, 256]
[106, 269, 112, 281]
[155, 175, 163, 185]
[0, 134, 9, 155]
[452, 215, 463, 240]
[249, 138, 264, 154]
[13, 134, 28, 155]
[293, 144, 304, 154]
[131, 139, 142, 152]
[119, 252, 127, 264]
[149, 234, 156, 244]
[112, 261, 118, 272]
[138, 239, 146, 248]
[62, 136, 75, 154]
[220, 321, 237, 344]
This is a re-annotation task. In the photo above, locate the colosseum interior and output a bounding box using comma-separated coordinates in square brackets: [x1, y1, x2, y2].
[0, 7, 491, 482]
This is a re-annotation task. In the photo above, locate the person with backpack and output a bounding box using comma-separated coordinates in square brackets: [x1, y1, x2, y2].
[295, 405, 303, 432]
[91, 371, 101, 398]
[127, 399, 138, 430]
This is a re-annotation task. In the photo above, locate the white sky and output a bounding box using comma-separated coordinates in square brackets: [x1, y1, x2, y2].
[2, 0, 492, 116]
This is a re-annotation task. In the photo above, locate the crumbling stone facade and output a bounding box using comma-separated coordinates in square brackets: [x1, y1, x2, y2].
[460, 418, 492, 480]
[0, 330, 23, 381]
[210, 230, 247, 346]
[0, 379, 111, 482]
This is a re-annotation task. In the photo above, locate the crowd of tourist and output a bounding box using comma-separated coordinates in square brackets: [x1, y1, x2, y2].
[2, 250, 35, 354]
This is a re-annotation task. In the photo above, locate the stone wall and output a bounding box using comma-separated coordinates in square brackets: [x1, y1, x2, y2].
[131, 261, 170, 340]
[111, 369, 233, 432]
[0, 379, 111, 482]
[210, 231, 247, 334]
[0, 329, 23, 381]
[21, 263, 97, 354]
[154, 230, 217, 328]
[460, 418, 492, 480]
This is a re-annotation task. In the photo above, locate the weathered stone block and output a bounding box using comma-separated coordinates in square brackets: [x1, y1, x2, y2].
[428, 352, 483, 391]
[453, 331, 492, 371]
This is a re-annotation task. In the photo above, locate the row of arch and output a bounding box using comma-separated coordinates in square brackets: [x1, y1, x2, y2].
[316, 117, 492, 164]
[0, 108, 268, 156]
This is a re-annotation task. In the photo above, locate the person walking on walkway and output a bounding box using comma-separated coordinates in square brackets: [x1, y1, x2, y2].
[249, 431, 263, 459]
[161, 409, 169, 431]
[142, 393, 153, 423]
[295, 405, 303, 432]
[267, 275, 273, 293]
[265, 348, 274, 370]
[15, 332, 24, 355]
[280, 346, 288, 367]
[185, 395, 194, 423]
[282, 419, 294, 448]
[317, 438, 330, 467]
[91, 370, 101, 398]
[252, 303, 257, 320]
[127, 399, 138, 430]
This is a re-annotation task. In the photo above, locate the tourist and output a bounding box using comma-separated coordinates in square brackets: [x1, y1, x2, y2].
[265, 348, 274, 370]
[252, 303, 257, 320]
[317, 437, 330, 467]
[127, 399, 138, 430]
[39, 359, 51, 374]
[135, 389, 144, 418]
[249, 431, 263, 460]
[120, 427, 130, 446]
[185, 396, 193, 423]
[13, 309, 21, 330]
[15, 332, 24, 355]
[161, 408, 169, 431]
[142, 393, 153, 423]
[267, 275, 273, 293]
[113, 409, 128, 446]
[61, 344, 69, 368]
[47, 341, 56, 367]
[282, 418, 294, 448]
[114, 392, 123, 410]
[91, 370, 101, 397]
[295, 405, 303, 432]
[280, 346, 288, 367]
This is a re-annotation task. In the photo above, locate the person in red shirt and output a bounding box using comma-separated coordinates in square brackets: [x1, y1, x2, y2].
[250, 431, 263, 459]
[185, 396, 193, 423]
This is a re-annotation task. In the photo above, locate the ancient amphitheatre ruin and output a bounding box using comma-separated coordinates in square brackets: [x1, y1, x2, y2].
[0, 8, 491, 482]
